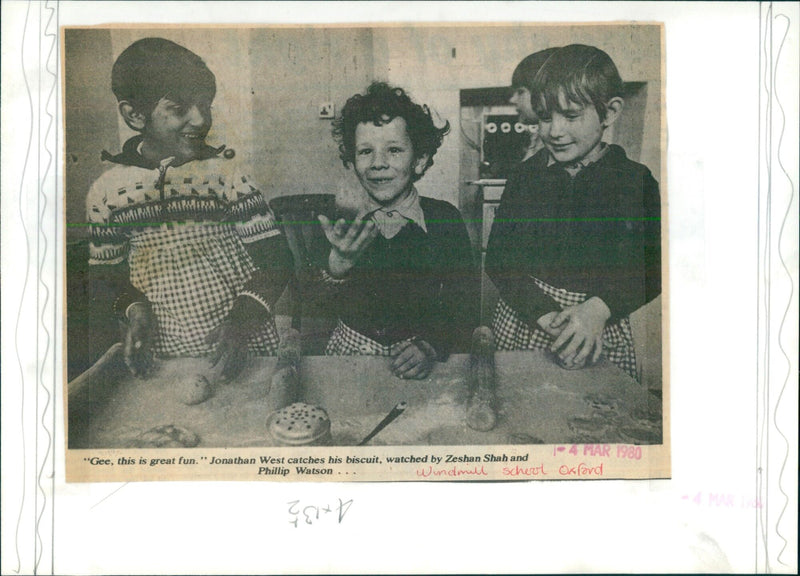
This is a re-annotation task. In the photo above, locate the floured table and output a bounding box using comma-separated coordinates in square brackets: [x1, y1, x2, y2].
[68, 345, 662, 448]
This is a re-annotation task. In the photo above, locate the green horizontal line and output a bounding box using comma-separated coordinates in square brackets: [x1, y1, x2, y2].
[67, 216, 660, 229]
[487, 217, 661, 223]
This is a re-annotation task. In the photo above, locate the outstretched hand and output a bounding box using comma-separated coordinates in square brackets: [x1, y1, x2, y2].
[318, 214, 379, 277]
[547, 297, 611, 369]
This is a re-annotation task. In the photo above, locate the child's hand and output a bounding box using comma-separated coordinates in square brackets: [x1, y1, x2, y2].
[390, 339, 436, 380]
[548, 297, 611, 369]
[318, 214, 378, 277]
[536, 311, 564, 338]
[205, 320, 249, 382]
[206, 295, 272, 382]
[123, 302, 154, 377]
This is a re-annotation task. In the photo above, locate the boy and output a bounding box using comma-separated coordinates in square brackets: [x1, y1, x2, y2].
[86, 37, 292, 380]
[486, 44, 661, 380]
[317, 82, 479, 379]
[508, 47, 559, 161]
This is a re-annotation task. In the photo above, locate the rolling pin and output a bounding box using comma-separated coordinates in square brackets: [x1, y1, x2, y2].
[466, 326, 498, 432]
[268, 327, 302, 410]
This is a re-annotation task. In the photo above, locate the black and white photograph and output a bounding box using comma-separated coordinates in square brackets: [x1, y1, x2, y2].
[63, 23, 667, 480]
[3, 1, 798, 574]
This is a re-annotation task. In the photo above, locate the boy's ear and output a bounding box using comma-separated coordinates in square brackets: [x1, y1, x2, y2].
[118, 101, 147, 131]
[602, 97, 624, 128]
[413, 154, 430, 176]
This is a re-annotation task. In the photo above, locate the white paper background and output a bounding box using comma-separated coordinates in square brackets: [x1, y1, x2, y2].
[1, 1, 797, 574]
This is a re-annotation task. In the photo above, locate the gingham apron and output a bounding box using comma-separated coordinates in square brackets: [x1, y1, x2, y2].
[325, 319, 415, 357]
[491, 277, 638, 380]
[128, 223, 279, 357]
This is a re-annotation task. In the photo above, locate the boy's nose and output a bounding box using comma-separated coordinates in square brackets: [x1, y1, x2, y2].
[185, 104, 209, 126]
[371, 151, 389, 168]
[548, 115, 567, 137]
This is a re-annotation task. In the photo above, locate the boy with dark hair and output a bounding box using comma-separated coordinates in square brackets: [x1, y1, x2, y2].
[87, 37, 292, 380]
[508, 47, 560, 160]
[318, 82, 479, 379]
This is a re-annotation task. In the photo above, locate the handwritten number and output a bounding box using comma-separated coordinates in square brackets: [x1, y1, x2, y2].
[287, 500, 300, 528]
[338, 498, 353, 524]
[287, 499, 352, 528]
[303, 506, 320, 524]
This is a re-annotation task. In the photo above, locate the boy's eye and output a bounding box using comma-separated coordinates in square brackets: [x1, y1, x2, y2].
[356, 148, 372, 156]
[165, 100, 212, 117]
[388, 147, 404, 154]
[167, 103, 188, 115]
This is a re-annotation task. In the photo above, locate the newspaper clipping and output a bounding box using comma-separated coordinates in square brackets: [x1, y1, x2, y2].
[64, 23, 668, 482]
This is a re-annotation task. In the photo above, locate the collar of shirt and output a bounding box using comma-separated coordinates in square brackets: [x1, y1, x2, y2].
[547, 142, 609, 177]
[360, 186, 427, 239]
[136, 141, 177, 172]
[101, 134, 225, 170]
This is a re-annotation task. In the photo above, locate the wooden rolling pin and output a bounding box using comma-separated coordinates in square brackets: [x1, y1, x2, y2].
[466, 326, 498, 432]
[268, 328, 302, 410]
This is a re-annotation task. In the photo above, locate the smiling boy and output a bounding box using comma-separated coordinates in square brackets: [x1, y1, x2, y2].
[486, 44, 661, 380]
[86, 37, 292, 380]
[317, 82, 479, 379]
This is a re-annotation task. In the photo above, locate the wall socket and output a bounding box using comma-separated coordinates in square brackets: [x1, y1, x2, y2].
[318, 102, 335, 119]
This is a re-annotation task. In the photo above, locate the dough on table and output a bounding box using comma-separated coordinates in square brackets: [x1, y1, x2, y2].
[175, 373, 213, 405]
[128, 424, 200, 448]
